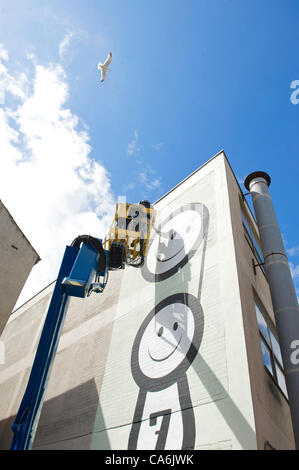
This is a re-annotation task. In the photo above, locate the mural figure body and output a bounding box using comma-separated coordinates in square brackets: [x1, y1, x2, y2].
[128, 294, 204, 450]
[129, 203, 209, 450]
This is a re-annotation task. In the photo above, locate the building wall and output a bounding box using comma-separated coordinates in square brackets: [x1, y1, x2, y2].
[224, 159, 295, 450]
[0, 151, 282, 450]
[0, 200, 40, 335]
[88, 154, 256, 450]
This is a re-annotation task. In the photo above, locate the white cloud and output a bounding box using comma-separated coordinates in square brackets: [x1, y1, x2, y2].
[0, 45, 115, 308]
[0, 43, 9, 61]
[0, 45, 28, 103]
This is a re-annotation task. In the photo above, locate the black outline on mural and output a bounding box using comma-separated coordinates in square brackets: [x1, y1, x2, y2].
[128, 293, 204, 450]
[130, 293, 204, 391]
[142, 202, 209, 282]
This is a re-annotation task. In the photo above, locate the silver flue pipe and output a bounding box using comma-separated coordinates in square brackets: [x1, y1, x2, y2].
[244, 171, 299, 449]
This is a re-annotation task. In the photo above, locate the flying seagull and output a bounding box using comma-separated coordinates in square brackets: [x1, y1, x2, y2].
[98, 52, 112, 83]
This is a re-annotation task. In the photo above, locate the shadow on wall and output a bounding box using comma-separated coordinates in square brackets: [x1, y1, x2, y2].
[30, 379, 107, 449]
[191, 354, 257, 449]
[0, 415, 15, 450]
[32, 379, 109, 450]
[0, 379, 108, 449]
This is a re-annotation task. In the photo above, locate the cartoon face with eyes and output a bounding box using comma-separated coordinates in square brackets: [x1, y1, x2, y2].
[131, 294, 204, 391]
[142, 203, 209, 282]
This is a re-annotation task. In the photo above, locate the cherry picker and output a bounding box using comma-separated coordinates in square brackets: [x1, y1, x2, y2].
[10, 200, 155, 450]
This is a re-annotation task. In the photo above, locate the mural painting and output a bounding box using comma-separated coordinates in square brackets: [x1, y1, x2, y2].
[128, 202, 209, 450]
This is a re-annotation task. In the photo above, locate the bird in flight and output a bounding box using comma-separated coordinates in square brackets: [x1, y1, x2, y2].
[98, 52, 112, 83]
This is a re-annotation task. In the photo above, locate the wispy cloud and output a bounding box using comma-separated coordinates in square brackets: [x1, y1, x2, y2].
[287, 244, 299, 258]
[236, 175, 245, 186]
[58, 30, 87, 62]
[127, 130, 140, 157]
[139, 166, 161, 190]
[290, 262, 299, 280]
[0, 43, 115, 307]
[284, 238, 299, 304]
[124, 130, 163, 195]
[124, 181, 136, 191]
[152, 142, 164, 152]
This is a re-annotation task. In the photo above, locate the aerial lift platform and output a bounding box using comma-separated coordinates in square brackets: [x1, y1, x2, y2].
[10, 200, 155, 450]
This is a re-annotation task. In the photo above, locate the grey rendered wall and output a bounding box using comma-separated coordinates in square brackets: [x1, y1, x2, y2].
[0, 200, 40, 334]
[0, 152, 257, 450]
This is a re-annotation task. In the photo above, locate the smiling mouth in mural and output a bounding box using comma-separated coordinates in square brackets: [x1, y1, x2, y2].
[155, 231, 185, 263]
[155, 248, 184, 263]
[148, 334, 183, 362]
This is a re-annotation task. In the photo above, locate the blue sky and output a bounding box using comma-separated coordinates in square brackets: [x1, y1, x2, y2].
[0, 0, 299, 304]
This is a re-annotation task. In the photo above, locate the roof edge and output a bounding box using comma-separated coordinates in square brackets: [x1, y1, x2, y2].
[153, 149, 259, 232]
[0, 199, 41, 262]
[154, 149, 226, 205]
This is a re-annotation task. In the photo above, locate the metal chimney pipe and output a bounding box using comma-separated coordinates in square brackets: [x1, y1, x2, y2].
[244, 171, 299, 449]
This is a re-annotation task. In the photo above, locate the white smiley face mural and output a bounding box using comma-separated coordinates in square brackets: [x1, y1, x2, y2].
[129, 202, 208, 450]
[142, 203, 208, 282]
[138, 302, 195, 380]
[131, 294, 204, 391]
